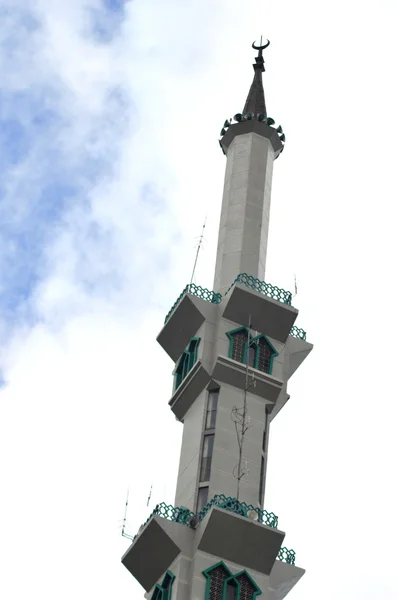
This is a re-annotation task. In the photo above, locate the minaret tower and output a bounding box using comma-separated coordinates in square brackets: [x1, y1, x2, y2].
[122, 40, 313, 600]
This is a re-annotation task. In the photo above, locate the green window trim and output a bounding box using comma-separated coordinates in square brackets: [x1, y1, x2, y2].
[151, 571, 176, 600]
[251, 333, 278, 373]
[174, 337, 201, 391]
[202, 561, 261, 600]
[226, 328, 278, 375]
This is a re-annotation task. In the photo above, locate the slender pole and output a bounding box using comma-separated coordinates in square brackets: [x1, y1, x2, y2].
[190, 217, 207, 286]
[236, 314, 251, 501]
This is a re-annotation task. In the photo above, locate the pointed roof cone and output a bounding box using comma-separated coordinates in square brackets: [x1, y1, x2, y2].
[242, 39, 270, 117]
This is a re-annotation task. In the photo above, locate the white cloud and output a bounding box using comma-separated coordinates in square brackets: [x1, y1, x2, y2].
[0, 0, 398, 599]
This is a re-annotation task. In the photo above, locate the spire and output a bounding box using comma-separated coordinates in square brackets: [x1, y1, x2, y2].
[242, 38, 270, 117]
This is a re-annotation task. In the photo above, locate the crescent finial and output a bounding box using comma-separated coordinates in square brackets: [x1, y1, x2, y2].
[252, 38, 270, 51]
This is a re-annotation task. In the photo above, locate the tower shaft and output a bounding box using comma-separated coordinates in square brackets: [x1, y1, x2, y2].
[122, 40, 313, 600]
[213, 131, 274, 295]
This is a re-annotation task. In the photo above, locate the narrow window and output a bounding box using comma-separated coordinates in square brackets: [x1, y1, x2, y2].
[247, 344, 256, 367]
[174, 351, 189, 390]
[257, 336, 275, 374]
[188, 337, 200, 371]
[205, 390, 219, 430]
[230, 329, 248, 363]
[174, 338, 200, 391]
[225, 581, 237, 600]
[197, 486, 209, 513]
[259, 455, 265, 504]
[200, 434, 214, 482]
[262, 408, 268, 452]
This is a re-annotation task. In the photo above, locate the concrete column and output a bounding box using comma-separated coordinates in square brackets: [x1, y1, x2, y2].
[213, 132, 275, 295]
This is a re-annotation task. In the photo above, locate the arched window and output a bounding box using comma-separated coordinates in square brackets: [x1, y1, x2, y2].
[235, 573, 259, 600]
[151, 571, 175, 600]
[226, 329, 277, 375]
[174, 337, 201, 390]
[227, 327, 249, 363]
[202, 562, 261, 600]
[252, 334, 277, 374]
[203, 563, 231, 600]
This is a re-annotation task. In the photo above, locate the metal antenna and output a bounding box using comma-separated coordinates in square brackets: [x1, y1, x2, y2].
[293, 274, 298, 298]
[190, 216, 207, 286]
[121, 488, 135, 541]
[147, 484, 153, 507]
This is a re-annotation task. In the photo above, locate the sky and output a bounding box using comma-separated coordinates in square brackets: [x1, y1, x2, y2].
[0, 0, 397, 598]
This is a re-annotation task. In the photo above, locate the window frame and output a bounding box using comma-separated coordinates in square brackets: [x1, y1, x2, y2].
[205, 389, 219, 431]
[174, 337, 201, 391]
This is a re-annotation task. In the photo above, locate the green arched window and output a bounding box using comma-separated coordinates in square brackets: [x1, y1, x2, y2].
[226, 328, 277, 375]
[202, 562, 261, 600]
[151, 570, 175, 600]
[174, 337, 201, 390]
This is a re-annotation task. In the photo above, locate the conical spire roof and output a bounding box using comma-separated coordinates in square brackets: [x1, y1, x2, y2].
[242, 39, 269, 117]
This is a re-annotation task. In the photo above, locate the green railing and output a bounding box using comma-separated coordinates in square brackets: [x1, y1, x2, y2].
[198, 494, 278, 528]
[232, 273, 292, 305]
[131, 497, 296, 565]
[164, 273, 293, 326]
[278, 546, 296, 565]
[289, 325, 307, 341]
[132, 502, 195, 542]
[164, 284, 222, 324]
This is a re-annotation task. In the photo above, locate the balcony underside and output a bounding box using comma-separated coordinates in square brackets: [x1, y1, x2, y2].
[197, 507, 285, 576]
[169, 360, 211, 422]
[212, 355, 283, 403]
[157, 294, 218, 362]
[222, 284, 298, 343]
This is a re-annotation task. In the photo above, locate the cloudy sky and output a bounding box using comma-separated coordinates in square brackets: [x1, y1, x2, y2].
[1, 0, 397, 598]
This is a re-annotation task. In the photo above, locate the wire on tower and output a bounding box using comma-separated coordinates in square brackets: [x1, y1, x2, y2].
[231, 314, 255, 500]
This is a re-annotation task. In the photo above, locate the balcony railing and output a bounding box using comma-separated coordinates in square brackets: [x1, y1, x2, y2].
[289, 325, 307, 341]
[164, 273, 293, 322]
[128, 496, 296, 565]
[230, 273, 292, 305]
[164, 283, 222, 324]
[198, 494, 278, 528]
[278, 546, 296, 565]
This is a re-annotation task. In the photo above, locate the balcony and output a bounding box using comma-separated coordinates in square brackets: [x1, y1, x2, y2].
[126, 495, 296, 566]
[164, 283, 222, 324]
[162, 274, 307, 346]
[198, 493, 278, 529]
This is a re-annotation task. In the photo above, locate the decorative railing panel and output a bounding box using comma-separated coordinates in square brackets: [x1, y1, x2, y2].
[289, 325, 307, 340]
[164, 284, 222, 324]
[231, 273, 292, 305]
[278, 546, 296, 565]
[128, 497, 296, 565]
[198, 494, 278, 528]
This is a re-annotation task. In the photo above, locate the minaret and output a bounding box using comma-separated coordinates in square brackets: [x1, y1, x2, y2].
[122, 40, 313, 600]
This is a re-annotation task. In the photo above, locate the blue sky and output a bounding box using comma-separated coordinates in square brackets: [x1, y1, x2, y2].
[1, 1, 398, 599]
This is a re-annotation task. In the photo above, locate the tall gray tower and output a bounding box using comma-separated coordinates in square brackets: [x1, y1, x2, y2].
[122, 40, 313, 600]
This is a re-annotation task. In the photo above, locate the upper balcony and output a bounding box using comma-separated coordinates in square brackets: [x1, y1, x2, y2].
[157, 274, 307, 362]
